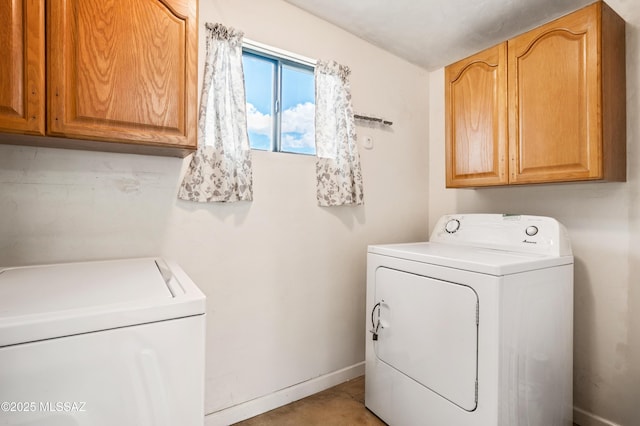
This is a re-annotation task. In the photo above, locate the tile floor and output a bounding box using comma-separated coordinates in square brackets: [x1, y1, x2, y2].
[233, 376, 385, 426]
[233, 376, 581, 426]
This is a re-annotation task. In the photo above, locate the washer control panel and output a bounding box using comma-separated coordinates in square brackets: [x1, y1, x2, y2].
[431, 214, 571, 256]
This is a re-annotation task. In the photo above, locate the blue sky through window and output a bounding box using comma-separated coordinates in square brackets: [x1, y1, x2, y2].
[243, 54, 275, 150]
[243, 51, 315, 155]
[281, 65, 315, 154]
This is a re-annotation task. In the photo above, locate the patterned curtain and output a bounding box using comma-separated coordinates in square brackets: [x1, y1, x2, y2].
[314, 61, 364, 206]
[178, 23, 253, 202]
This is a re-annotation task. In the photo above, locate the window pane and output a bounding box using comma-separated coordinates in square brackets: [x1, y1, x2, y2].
[281, 64, 315, 155]
[242, 53, 276, 150]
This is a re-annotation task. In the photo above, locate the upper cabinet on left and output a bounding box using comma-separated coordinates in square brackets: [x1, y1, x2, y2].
[0, 0, 198, 157]
[0, 0, 45, 136]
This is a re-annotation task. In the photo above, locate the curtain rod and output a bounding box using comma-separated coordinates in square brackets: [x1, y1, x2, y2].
[243, 38, 317, 68]
[354, 114, 393, 126]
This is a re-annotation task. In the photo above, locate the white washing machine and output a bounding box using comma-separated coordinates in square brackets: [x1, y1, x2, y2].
[0, 257, 205, 426]
[365, 214, 573, 426]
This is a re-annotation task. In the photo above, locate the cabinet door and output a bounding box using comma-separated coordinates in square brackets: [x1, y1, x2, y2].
[0, 0, 45, 135]
[508, 4, 600, 184]
[47, 0, 197, 149]
[445, 43, 507, 188]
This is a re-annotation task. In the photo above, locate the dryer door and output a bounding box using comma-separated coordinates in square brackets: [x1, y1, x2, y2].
[374, 267, 478, 411]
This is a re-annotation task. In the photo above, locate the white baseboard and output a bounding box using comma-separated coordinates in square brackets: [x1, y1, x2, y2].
[574, 406, 621, 426]
[205, 362, 366, 426]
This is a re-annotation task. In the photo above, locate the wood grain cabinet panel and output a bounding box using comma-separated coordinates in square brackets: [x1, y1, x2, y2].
[445, 43, 507, 187]
[445, 1, 626, 188]
[47, 0, 197, 152]
[0, 0, 45, 135]
[0, 0, 197, 156]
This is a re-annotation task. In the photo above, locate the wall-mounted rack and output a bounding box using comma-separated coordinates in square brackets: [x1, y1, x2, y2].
[354, 114, 393, 126]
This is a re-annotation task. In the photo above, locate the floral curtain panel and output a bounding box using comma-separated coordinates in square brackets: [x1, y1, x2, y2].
[314, 60, 364, 206]
[178, 23, 253, 203]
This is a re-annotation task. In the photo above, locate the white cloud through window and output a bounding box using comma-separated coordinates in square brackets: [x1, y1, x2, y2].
[246, 103, 272, 136]
[246, 102, 315, 150]
[282, 102, 315, 149]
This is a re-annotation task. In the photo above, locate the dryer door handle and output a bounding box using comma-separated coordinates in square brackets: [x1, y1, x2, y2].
[370, 301, 383, 340]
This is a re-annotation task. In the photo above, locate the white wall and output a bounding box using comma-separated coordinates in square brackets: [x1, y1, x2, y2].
[0, 0, 430, 421]
[428, 1, 640, 424]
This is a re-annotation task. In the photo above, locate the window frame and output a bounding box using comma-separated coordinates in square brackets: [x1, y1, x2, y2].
[242, 45, 316, 155]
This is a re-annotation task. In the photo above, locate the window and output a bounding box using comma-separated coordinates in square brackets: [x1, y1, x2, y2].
[242, 47, 315, 155]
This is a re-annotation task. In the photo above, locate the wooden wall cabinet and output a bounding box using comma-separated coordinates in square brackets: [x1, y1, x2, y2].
[445, 1, 626, 188]
[445, 43, 508, 187]
[0, 0, 45, 136]
[0, 0, 197, 157]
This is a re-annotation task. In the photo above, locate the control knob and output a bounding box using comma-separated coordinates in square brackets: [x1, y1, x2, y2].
[445, 219, 461, 234]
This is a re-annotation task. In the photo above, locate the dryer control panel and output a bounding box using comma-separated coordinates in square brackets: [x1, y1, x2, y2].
[430, 214, 572, 256]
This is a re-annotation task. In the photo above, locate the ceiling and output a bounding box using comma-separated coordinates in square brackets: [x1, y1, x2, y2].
[284, 0, 595, 70]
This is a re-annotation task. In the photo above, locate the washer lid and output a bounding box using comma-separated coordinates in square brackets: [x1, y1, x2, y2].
[368, 242, 573, 275]
[0, 258, 205, 347]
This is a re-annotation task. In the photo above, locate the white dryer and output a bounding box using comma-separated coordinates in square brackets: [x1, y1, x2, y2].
[0, 257, 205, 426]
[365, 214, 573, 426]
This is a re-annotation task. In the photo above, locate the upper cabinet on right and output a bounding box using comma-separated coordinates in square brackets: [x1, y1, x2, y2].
[445, 1, 626, 188]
